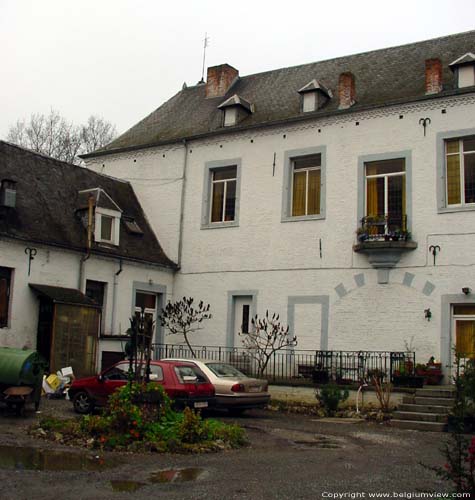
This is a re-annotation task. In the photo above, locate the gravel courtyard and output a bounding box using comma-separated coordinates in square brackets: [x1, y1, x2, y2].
[0, 398, 451, 500]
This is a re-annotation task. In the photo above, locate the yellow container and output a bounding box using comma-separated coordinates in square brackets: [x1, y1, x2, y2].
[46, 374, 61, 391]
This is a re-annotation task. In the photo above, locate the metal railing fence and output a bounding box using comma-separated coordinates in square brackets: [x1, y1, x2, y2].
[153, 343, 415, 385]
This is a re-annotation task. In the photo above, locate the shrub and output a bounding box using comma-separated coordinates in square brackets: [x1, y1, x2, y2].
[316, 384, 349, 416]
[31, 382, 246, 453]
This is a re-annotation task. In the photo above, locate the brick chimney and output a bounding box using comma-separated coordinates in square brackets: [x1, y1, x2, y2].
[425, 58, 443, 94]
[338, 72, 356, 109]
[206, 64, 239, 98]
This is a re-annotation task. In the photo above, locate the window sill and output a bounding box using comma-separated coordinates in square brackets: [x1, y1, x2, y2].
[438, 205, 475, 214]
[201, 221, 239, 230]
[281, 214, 325, 223]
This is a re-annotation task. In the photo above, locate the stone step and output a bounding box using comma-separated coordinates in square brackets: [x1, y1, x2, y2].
[415, 388, 456, 399]
[391, 419, 447, 432]
[398, 403, 451, 414]
[402, 396, 454, 406]
[392, 411, 447, 422]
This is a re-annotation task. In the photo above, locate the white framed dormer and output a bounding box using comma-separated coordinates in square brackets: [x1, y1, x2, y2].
[78, 187, 122, 246]
[95, 207, 121, 245]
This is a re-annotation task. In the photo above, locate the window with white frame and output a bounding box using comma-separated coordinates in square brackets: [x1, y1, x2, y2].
[445, 136, 475, 206]
[291, 155, 321, 216]
[364, 158, 406, 234]
[210, 166, 237, 223]
[95, 209, 120, 245]
[134, 292, 157, 325]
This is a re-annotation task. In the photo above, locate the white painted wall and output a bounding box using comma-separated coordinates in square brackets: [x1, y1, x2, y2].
[0, 238, 174, 367]
[85, 93, 475, 370]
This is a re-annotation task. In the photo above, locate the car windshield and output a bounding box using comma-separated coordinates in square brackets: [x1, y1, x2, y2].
[205, 363, 247, 378]
[174, 365, 207, 383]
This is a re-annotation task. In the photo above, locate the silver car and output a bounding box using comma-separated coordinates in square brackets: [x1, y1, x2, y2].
[162, 358, 270, 414]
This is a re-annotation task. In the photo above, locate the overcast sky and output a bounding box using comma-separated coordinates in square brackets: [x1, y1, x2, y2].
[1, 0, 475, 139]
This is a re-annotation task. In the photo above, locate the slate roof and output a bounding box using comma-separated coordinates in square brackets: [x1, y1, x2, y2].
[0, 141, 176, 269]
[85, 30, 475, 157]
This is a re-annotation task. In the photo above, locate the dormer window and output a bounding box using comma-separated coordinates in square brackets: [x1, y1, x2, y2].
[450, 53, 475, 88]
[78, 188, 122, 246]
[100, 215, 114, 242]
[298, 80, 332, 113]
[95, 208, 121, 245]
[218, 94, 253, 127]
[0, 179, 16, 208]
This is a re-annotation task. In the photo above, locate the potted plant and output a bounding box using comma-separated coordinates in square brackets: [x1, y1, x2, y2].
[392, 360, 424, 388]
[356, 227, 368, 242]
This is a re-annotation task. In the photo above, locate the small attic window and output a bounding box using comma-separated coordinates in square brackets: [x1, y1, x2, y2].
[450, 53, 475, 89]
[298, 79, 332, 113]
[224, 108, 238, 127]
[100, 215, 114, 242]
[218, 94, 253, 128]
[0, 179, 16, 208]
[124, 219, 144, 235]
[303, 92, 317, 113]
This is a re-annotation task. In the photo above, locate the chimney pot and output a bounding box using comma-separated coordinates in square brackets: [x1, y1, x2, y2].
[206, 64, 239, 98]
[338, 72, 356, 109]
[425, 59, 443, 94]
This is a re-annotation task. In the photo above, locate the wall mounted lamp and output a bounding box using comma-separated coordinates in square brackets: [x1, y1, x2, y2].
[462, 287, 472, 295]
[424, 308, 432, 321]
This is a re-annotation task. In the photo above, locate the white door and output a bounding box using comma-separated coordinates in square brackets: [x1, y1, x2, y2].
[233, 296, 252, 347]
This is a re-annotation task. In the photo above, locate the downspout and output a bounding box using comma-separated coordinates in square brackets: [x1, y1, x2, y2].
[110, 259, 123, 335]
[177, 139, 189, 267]
[78, 194, 94, 290]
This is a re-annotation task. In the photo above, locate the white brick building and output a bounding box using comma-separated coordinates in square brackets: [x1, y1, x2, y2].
[82, 31, 475, 379]
[0, 142, 175, 376]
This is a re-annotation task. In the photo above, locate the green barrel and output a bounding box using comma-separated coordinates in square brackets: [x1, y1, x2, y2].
[0, 347, 46, 387]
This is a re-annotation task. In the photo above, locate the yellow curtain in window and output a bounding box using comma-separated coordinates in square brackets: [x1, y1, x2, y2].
[456, 320, 475, 357]
[211, 183, 224, 222]
[366, 178, 379, 217]
[292, 171, 306, 216]
[447, 154, 461, 205]
[307, 169, 321, 215]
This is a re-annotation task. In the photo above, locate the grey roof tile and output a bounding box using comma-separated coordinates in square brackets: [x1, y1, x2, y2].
[0, 141, 176, 269]
[86, 30, 475, 156]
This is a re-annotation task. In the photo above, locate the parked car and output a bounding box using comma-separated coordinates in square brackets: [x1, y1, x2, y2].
[162, 358, 270, 414]
[68, 360, 216, 414]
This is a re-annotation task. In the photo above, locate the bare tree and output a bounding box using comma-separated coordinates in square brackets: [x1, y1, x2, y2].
[239, 311, 297, 377]
[159, 297, 212, 358]
[6, 110, 117, 165]
[80, 115, 117, 154]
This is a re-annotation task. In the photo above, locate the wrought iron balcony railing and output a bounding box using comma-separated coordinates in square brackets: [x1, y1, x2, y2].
[357, 214, 409, 242]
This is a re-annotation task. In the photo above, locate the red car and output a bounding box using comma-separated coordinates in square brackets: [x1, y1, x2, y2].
[68, 360, 216, 414]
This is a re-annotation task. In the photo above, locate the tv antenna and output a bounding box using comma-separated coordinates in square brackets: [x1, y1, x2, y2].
[200, 33, 210, 83]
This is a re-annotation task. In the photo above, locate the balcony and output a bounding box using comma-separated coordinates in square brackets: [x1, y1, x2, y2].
[353, 214, 417, 280]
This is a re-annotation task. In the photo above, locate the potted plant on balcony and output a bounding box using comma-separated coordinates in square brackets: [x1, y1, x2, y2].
[356, 227, 368, 242]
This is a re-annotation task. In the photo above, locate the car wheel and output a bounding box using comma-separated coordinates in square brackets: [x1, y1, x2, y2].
[73, 391, 94, 414]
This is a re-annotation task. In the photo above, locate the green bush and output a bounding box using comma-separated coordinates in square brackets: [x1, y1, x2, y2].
[316, 384, 349, 416]
[32, 382, 246, 453]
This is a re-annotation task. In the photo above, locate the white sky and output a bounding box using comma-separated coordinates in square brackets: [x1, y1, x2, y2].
[1, 0, 475, 139]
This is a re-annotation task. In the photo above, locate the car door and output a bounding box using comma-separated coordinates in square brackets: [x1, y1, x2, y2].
[94, 362, 129, 405]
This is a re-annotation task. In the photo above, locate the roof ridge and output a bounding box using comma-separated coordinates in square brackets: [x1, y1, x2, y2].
[238, 29, 475, 80]
[0, 139, 130, 185]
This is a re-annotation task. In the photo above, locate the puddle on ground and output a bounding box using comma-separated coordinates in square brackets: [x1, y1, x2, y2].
[110, 480, 146, 492]
[0, 445, 120, 471]
[269, 428, 345, 450]
[293, 438, 341, 449]
[149, 467, 208, 483]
